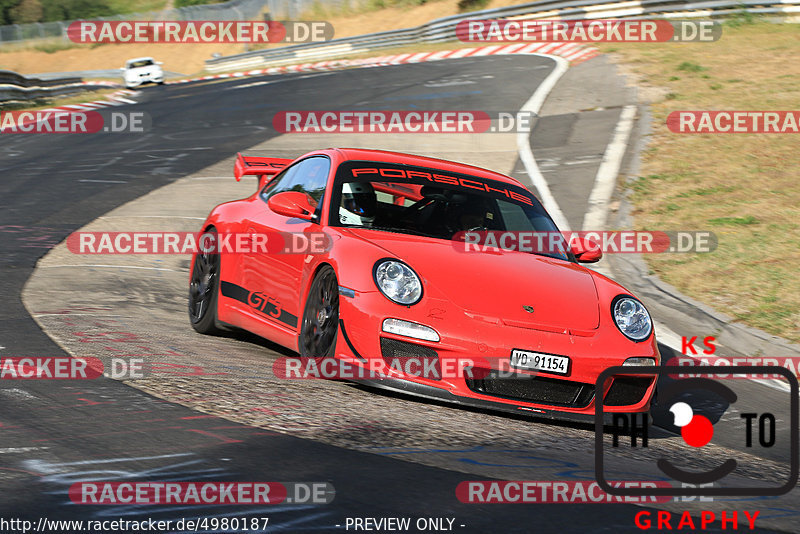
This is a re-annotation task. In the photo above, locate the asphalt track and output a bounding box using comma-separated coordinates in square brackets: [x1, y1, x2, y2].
[1, 55, 797, 532]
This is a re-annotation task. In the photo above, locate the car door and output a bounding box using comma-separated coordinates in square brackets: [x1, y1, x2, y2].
[240, 156, 331, 332]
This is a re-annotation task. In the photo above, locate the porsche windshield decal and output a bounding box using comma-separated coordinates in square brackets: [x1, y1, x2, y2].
[348, 165, 534, 206]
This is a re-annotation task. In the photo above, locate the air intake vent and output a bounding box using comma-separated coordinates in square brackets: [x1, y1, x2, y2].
[466, 369, 595, 408]
[380, 337, 440, 380]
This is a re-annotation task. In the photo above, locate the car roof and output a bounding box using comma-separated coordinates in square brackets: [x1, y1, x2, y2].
[331, 148, 523, 187]
[126, 57, 155, 63]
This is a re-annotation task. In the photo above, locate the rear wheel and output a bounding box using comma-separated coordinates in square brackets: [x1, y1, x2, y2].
[189, 229, 223, 335]
[299, 265, 339, 359]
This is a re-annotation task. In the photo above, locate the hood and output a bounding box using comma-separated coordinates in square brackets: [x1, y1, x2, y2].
[343, 229, 600, 332]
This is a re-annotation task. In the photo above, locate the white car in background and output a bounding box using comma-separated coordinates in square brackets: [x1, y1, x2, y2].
[122, 57, 164, 89]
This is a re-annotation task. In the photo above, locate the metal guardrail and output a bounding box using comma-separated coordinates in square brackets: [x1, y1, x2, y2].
[0, 0, 270, 45]
[28, 69, 187, 81]
[0, 70, 114, 104]
[0, 70, 81, 87]
[205, 0, 800, 72]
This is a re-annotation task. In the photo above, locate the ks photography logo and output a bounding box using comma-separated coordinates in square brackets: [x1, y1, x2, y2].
[594, 366, 798, 497]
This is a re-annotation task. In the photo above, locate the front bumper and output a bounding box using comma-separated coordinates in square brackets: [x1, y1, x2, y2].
[125, 72, 163, 86]
[336, 289, 660, 419]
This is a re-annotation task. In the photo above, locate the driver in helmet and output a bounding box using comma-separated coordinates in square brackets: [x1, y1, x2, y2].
[446, 197, 491, 234]
[339, 182, 377, 226]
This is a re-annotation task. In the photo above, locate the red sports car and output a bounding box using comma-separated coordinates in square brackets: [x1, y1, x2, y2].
[189, 148, 660, 421]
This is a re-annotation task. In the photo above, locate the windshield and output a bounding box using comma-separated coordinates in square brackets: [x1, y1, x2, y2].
[128, 60, 154, 68]
[331, 160, 570, 261]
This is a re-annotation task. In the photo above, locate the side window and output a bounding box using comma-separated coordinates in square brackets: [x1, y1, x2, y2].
[260, 164, 298, 199]
[266, 156, 330, 202]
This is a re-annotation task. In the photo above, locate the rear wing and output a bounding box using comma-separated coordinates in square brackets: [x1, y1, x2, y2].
[373, 182, 424, 205]
[234, 153, 293, 182]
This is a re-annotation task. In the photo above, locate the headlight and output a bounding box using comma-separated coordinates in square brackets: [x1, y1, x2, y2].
[373, 259, 422, 305]
[612, 296, 652, 341]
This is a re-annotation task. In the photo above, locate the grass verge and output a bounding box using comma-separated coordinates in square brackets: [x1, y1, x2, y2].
[597, 20, 800, 342]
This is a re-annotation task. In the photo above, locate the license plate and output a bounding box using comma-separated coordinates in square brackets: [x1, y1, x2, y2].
[510, 349, 570, 375]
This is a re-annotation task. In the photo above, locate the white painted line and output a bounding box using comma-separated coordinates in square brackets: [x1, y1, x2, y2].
[654, 321, 691, 353]
[516, 55, 571, 231]
[25, 452, 192, 470]
[0, 388, 36, 400]
[229, 81, 271, 90]
[582, 105, 637, 231]
[79, 179, 128, 183]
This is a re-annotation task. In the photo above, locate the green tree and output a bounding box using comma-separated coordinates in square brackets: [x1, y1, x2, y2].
[0, 0, 20, 25]
[40, 0, 113, 22]
[9, 0, 43, 23]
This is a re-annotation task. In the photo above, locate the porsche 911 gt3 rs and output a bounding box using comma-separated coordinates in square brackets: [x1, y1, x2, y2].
[189, 148, 660, 420]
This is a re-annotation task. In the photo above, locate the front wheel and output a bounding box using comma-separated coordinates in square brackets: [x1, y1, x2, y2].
[188, 229, 224, 335]
[299, 265, 339, 359]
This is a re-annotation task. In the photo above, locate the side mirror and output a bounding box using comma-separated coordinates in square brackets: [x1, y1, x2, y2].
[571, 237, 602, 263]
[156, 61, 163, 65]
[267, 191, 317, 221]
